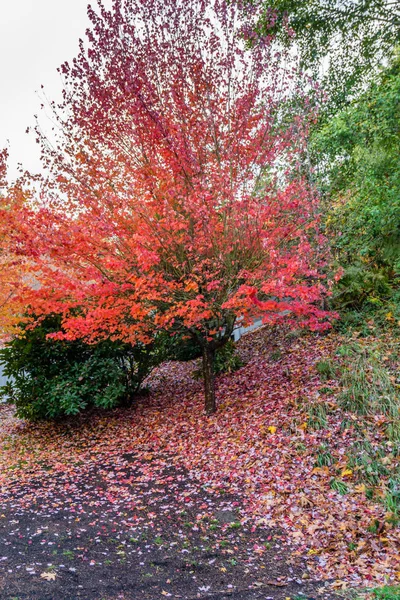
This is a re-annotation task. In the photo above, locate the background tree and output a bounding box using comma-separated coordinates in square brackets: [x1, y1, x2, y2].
[240, 1, 400, 322]
[17, 0, 333, 414]
[0, 151, 32, 338]
[311, 54, 400, 313]
[241, 0, 400, 111]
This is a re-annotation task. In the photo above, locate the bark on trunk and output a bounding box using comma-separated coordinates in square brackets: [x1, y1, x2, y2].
[202, 346, 216, 415]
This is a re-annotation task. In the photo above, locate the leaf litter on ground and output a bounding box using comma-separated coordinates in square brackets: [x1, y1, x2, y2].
[0, 327, 399, 598]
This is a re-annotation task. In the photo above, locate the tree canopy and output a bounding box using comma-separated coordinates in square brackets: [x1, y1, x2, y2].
[311, 54, 400, 308]
[7, 0, 333, 412]
[242, 0, 400, 110]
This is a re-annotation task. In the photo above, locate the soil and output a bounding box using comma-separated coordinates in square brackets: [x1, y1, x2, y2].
[0, 450, 338, 600]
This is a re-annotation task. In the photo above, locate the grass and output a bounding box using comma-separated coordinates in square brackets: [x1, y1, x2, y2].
[349, 586, 400, 600]
[330, 478, 349, 495]
[270, 349, 282, 362]
[307, 401, 329, 429]
[310, 329, 400, 519]
[346, 439, 391, 486]
[338, 343, 400, 441]
[316, 359, 336, 381]
[335, 337, 400, 516]
[373, 586, 400, 599]
[314, 445, 333, 467]
[384, 477, 400, 515]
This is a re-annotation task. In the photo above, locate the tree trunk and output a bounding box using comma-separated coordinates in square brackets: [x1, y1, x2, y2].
[202, 346, 216, 415]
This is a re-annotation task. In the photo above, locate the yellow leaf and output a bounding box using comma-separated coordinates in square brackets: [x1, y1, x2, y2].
[299, 422, 307, 430]
[341, 469, 353, 477]
[220, 567, 227, 572]
[267, 426, 277, 434]
[355, 484, 366, 493]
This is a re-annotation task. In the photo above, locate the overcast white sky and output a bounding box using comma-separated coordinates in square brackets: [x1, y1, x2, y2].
[0, 1, 111, 180]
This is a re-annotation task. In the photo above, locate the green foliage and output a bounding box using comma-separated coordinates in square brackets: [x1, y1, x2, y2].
[192, 340, 243, 379]
[159, 332, 202, 362]
[160, 334, 243, 375]
[0, 316, 162, 421]
[333, 267, 393, 311]
[312, 55, 400, 311]
[244, 0, 400, 111]
[214, 340, 243, 375]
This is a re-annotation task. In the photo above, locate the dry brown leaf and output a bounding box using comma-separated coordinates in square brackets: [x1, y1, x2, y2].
[40, 572, 56, 581]
[266, 580, 288, 587]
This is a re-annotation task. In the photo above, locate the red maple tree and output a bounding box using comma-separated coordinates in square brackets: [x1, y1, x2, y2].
[19, 0, 333, 412]
[0, 151, 35, 338]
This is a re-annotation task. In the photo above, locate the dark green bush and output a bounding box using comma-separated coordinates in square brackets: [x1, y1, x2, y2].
[159, 332, 202, 362]
[332, 265, 393, 311]
[192, 340, 243, 380]
[0, 317, 162, 421]
[214, 340, 243, 375]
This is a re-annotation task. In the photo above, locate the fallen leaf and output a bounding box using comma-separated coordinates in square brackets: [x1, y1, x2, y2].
[341, 469, 353, 477]
[40, 572, 56, 581]
[266, 580, 287, 587]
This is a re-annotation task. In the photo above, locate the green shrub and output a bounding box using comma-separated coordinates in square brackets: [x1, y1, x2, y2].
[191, 340, 243, 380]
[332, 265, 393, 311]
[0, 316, 162, 421]
[158, 332, 202, 362]
[214, 340, 243, 375]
